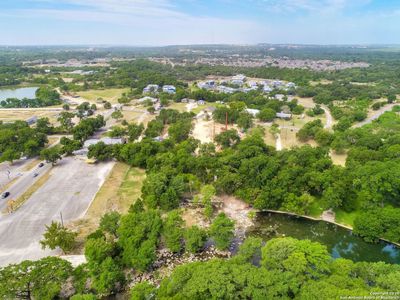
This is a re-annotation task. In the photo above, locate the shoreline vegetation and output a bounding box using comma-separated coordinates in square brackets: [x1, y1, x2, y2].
[258, 208, 400, 248]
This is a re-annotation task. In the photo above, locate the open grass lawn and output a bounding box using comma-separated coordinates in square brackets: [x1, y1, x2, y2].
[330, 151, 347, 166]
[334, 209, 360, 227]
[169, 102, 187, 112]
[308, 199, 325, 218]
[0, 110, 60, 124]
[87, 163, 145, 218]
[77, 88, 130, 104]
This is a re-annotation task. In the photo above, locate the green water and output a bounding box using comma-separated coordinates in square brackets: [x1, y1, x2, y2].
[0, 87, 38, 101]
[247, 212, 400, 264]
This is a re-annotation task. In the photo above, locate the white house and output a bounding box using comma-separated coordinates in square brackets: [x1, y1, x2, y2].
[162, 85, 176, 94]
[232, 74, 246, 81]
[217, 85, 237, 94]
[286, 82, 296, 88]
[143, 84, 159, 94]
[276, 112, 292, 119]
[245, 108, 260, 117]
[197, 100, 206, 105]
[248, 81, 258, 88]
[263, 86, 273, 93]
[197, 80, 216, 90]
[275, 94, 286, 101]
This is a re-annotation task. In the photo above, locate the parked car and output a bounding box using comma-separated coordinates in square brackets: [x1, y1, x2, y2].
[38, 163, 44, 168]
[2, 192, 10, 199]
[33, 173, 39, 178]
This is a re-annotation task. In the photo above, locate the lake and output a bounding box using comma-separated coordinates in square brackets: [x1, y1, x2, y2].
[0, 87, 38, 101]
[247, 212, 400, 264]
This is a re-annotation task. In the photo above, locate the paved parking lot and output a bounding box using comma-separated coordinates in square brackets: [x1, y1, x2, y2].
[0, 157, 114, 266]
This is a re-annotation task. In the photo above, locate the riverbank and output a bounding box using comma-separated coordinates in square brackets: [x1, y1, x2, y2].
[260, 208, 400, 248]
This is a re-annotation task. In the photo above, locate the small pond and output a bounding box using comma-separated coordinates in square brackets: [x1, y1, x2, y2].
[0, 87, 38, 101]
[247, 212, 400, 264]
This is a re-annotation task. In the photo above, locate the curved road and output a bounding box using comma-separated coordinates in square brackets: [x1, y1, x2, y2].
[353, 103, 397, 128]
[321, 104, 333, 130]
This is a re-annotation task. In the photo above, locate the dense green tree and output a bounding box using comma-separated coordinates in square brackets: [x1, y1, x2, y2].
[117, 210, 162, 271]
[92, 257, 125, 296]
[88, 142, 114, 161]
[209, 213, 235, 250]
[184, 225, 208, 253]
[163, 210, 184, 252]
[40, 221, 77, 254]
[57, 111, 75, 132]
[215, 129, 240, 148]
[258, 108, 276, 122]
[0, 257, 72, 300]
[130, 281, 157, 300]
[36, 117, 53, 134]
[127, 123, 144, 141]
[40, 147, 62, 165]
[99, 211, 121, 238]
[237, 111, 254, 131]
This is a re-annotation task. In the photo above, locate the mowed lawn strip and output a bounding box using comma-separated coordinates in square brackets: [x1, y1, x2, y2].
[77, 88, 130, 104]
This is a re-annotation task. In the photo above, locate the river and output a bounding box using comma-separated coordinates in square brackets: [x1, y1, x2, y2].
[0, 87, 38, 101]
[247, 212, 400, 264]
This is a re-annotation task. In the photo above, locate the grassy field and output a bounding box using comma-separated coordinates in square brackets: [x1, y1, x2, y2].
[334, 209, 360, 227]
[168, 102, 187, 112]
[0, 110, 60, 124]
[77, 88, 130, 104]
[87, 163, 145, 217]
[70, 163, 146, 244]
[330, 152, 347, 166]
[308, 199, 325, 218]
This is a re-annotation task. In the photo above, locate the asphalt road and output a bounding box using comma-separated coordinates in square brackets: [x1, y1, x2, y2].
[0, 159, 32, 189]
[0, 162, 51, 213]
[0, 157, 114, 266]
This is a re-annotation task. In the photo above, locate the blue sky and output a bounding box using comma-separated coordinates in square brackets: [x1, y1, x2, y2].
[1, 0, 400, 45]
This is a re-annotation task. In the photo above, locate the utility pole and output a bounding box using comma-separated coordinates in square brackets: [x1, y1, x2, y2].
[60, 212, 64, 227]
[225, 111, 228, 131]
[212, 120, 215, 141]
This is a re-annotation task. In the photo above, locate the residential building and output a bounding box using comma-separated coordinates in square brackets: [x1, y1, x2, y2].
[197, 100, 206, 105]
[26, 116, 37, 125]
[247, 81, 258, 88]
[197, 80, 216, 90]
[74, 137, 125, 157]
[162, 85, 176, 94]
[276, 112, 292, 119]
[232, 74, 246, 81]
[83, 137, 125, 148]
[287, 82, 296, 88]
[275, 94, 286, 101]
[245, 108, 260, 117]
[263, 85, 273, 93]
[143, 84, 159, 94]
[217, 85, 236, 94]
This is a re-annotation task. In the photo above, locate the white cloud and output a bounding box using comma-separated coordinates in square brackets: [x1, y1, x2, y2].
[3, 1, 265, 45]
[27, 0, 184, 18]
[253, 0, 371, 14]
